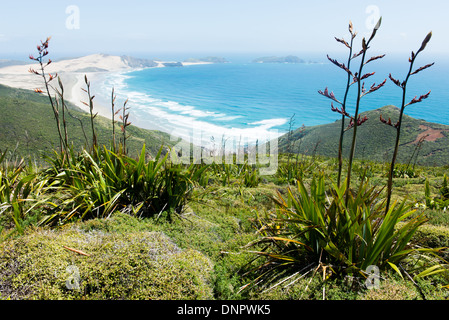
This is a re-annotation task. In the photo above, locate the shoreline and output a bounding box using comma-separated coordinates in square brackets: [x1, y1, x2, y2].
[0, 55, 213, 126]
[0, 55, 286, 148]
[0, 56, 258, 147]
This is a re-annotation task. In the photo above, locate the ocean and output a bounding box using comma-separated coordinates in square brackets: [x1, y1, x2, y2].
[98, 53, 449, 147]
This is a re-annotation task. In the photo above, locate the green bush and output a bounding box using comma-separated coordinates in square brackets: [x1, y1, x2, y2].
[0, 151, 44, 234]
[424, 175, 449, 210]
[409, 223, 449, 249]
[244, 173, 447, 293]
[38, 145, 208, 226]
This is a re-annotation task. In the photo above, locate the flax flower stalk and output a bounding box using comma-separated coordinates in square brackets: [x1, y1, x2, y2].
[384, 32, 433, 213]
[81, 76, 98, 151]
[335, 21, 356, 187]
[345, 17, 383, 204]
[29, 37, 67, 154]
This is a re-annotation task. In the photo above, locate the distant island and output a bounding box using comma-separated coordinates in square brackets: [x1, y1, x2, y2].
[184, 56, 229, 64]
[162, 62, 184, 67]
[252, 55, 308, 64]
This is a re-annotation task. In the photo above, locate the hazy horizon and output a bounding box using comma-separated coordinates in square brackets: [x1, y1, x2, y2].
[0, 0, 446, 61]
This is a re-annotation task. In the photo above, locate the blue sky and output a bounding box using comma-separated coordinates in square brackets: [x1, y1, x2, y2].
[0, 0, 446, 59]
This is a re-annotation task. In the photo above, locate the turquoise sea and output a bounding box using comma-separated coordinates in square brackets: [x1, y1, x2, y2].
[99, 53, 449, 146]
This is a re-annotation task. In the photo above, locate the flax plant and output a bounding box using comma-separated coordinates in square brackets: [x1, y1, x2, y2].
[55, 77, 89, 148]
[29, 37, 67, 154]
[243, 172, 446, 294]
[0, 151, 44, 234]
[120, 99, 131, 155]
[110, 88, 130, 154]
[81, 75, 98, 151]
[320, 21, 357, 187]
[38, 145, 209, 226]
[318, 18, 386, 195]
[382, 32, 434, 213]
[345, 18, 385, 201]
[54, 94, 69, 150]
[111, 88, 120, 153]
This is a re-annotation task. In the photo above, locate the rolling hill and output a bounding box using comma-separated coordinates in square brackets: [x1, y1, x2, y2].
[0, 84, 175, 162]
[278, 105, 449, 167]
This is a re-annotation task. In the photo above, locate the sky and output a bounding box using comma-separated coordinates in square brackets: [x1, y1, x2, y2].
[0, 0, 447, 60]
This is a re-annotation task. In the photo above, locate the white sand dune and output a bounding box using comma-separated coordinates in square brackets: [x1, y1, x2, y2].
[0, 54, 131, 75]
[0, 54, 136, 114]
[0, 54, 208, 116]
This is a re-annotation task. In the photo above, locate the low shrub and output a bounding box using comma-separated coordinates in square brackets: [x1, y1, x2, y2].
[0, 226, 213, 300]
[38, 145, 208, 226]
[0, 151, 44, 234]
[409, 223, 449, 249]
[243, 173, 448, 294]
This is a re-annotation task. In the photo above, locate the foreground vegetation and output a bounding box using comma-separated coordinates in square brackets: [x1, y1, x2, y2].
[1, 148, 449, 300]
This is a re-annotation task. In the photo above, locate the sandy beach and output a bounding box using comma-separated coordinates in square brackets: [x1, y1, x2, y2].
[0, 55, 265, 149]
[0, 54, 130, 116]
[0, 54, 211, 120]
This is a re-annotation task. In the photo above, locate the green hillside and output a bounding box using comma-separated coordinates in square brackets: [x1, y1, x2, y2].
[279, 105, 449, 167]
[0, 84, 174, 161]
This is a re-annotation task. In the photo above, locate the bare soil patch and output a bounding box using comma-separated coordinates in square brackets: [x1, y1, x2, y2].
[414, 125, 446, 144]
